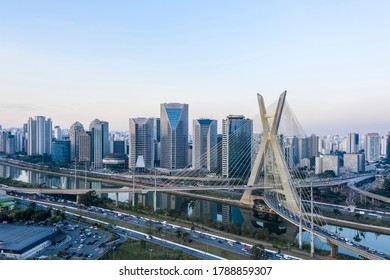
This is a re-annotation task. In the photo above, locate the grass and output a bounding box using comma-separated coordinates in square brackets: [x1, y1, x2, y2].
[101, 239, 198, 260]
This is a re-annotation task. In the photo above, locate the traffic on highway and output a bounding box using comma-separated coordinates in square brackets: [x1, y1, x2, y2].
[265, 194, 390, 260]
[11, 191, 298, 260]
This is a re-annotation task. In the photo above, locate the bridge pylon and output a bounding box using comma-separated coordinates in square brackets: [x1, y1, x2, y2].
[240, 92, 300, 214]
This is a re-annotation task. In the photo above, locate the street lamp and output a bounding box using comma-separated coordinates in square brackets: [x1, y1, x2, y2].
[112, 246, 116, 260]
[148, 248, 154, 260]
[132, 168, 135, 208]
[74, 160, 77, 189]
[153, 167, 157, 212]
[84, 159, 88, 188]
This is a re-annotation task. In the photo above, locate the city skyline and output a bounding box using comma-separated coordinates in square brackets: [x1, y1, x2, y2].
[1, 1, 389, 135]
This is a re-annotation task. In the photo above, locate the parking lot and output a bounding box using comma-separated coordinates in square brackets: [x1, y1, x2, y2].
[34, 221, 112, 260]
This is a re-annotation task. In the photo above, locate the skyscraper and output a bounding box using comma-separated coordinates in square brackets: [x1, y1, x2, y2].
[387, 132, 390, 160]
[222, 115, 252, 178]
[160, 103, 189, 169]
[298, 136, 310, 162]
[54, 126, 62, 140]
[27, 116, 52, 155]
[309, 134, 319, 158]
[0, 131, 7, 153]
[365, 133, 380, 161]
[129, 118, 155, 169]
[78, 130, 91, 162]
[192, 119, 217, 171]
[0, 131, 16, 155]
[153, 118, 161, 167]
[89, 119, 109, 169]
[380, 135, 388, 157]
[346, 133, 359, 153]
[69, 121, 84, 162]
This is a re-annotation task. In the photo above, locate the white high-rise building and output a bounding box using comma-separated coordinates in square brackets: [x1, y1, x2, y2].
[27, 116, 52, 155]
[344, 153, 365, 173]
[346, 133, 359, 153]
[381, 135, 388, 157]
[160, 103, 189, 170]
[129, 118, 154, 169]
[54, 126, 62, 140]
[365, 133, 380, 162]
[192, 119, 217, 171]
[315, 155, 339, 176]
[69, 121, 84, 162]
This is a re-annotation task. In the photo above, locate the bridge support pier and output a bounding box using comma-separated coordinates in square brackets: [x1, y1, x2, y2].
[115, 193, 119, 207]
[240, 189, 254, 206]
[329, 244, 338, 257]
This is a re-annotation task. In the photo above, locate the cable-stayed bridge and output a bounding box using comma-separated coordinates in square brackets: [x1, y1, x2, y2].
[1, 92, 389, 259]
[241, 92, 388, 259]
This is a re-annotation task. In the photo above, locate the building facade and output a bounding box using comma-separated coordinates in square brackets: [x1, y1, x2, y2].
[160, 103, 189, 170]
[344, 153, 365, 173]
[27, 116, 52, 155]
[69, 121, 84, 162]
[222, 115, 252, 178]
[128, 118, 155, 169]
[346, 133, 359, 153]
[89, 119, 109, 169]
[365, 133, 380, 162]
[52, 140, 71, 163]
[192, 119, 217, 171]
[309, 134, 319, 158]
[78, 130, 91, 162]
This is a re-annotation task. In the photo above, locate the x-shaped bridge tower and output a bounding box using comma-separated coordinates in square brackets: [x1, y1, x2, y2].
[245, 91, 300, 214]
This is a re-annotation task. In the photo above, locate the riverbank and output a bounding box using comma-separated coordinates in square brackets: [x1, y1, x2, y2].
[1, 159, 390, 235]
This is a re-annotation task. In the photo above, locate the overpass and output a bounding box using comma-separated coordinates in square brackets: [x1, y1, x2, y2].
[346, 181, 390, 204]
[264, 194, 387, 259]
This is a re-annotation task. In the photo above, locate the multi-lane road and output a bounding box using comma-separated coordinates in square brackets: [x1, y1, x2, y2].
[14, 192, 298, 260]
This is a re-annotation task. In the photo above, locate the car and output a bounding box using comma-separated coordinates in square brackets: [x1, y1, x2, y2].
[146, 235, 152, 240]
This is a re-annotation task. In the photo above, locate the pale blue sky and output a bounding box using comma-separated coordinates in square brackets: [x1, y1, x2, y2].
[0, 0, 389, 135]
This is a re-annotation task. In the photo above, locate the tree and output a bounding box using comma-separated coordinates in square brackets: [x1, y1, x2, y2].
[319, 170, 336, 178]
[354, 213, 361, 223]
[333, 209, 342, 219]
[156, 226, 162, 237]
[175, 229, 182, 242]
[182, 231, 190, 242]
[250, 244, 267, 260]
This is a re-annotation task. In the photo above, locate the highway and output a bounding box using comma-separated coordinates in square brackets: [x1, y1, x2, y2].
[13, 192, 299, 260]
[264, 194, 390, 260]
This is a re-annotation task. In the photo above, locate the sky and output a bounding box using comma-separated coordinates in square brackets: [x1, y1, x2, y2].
[0, 0, 389, 135]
